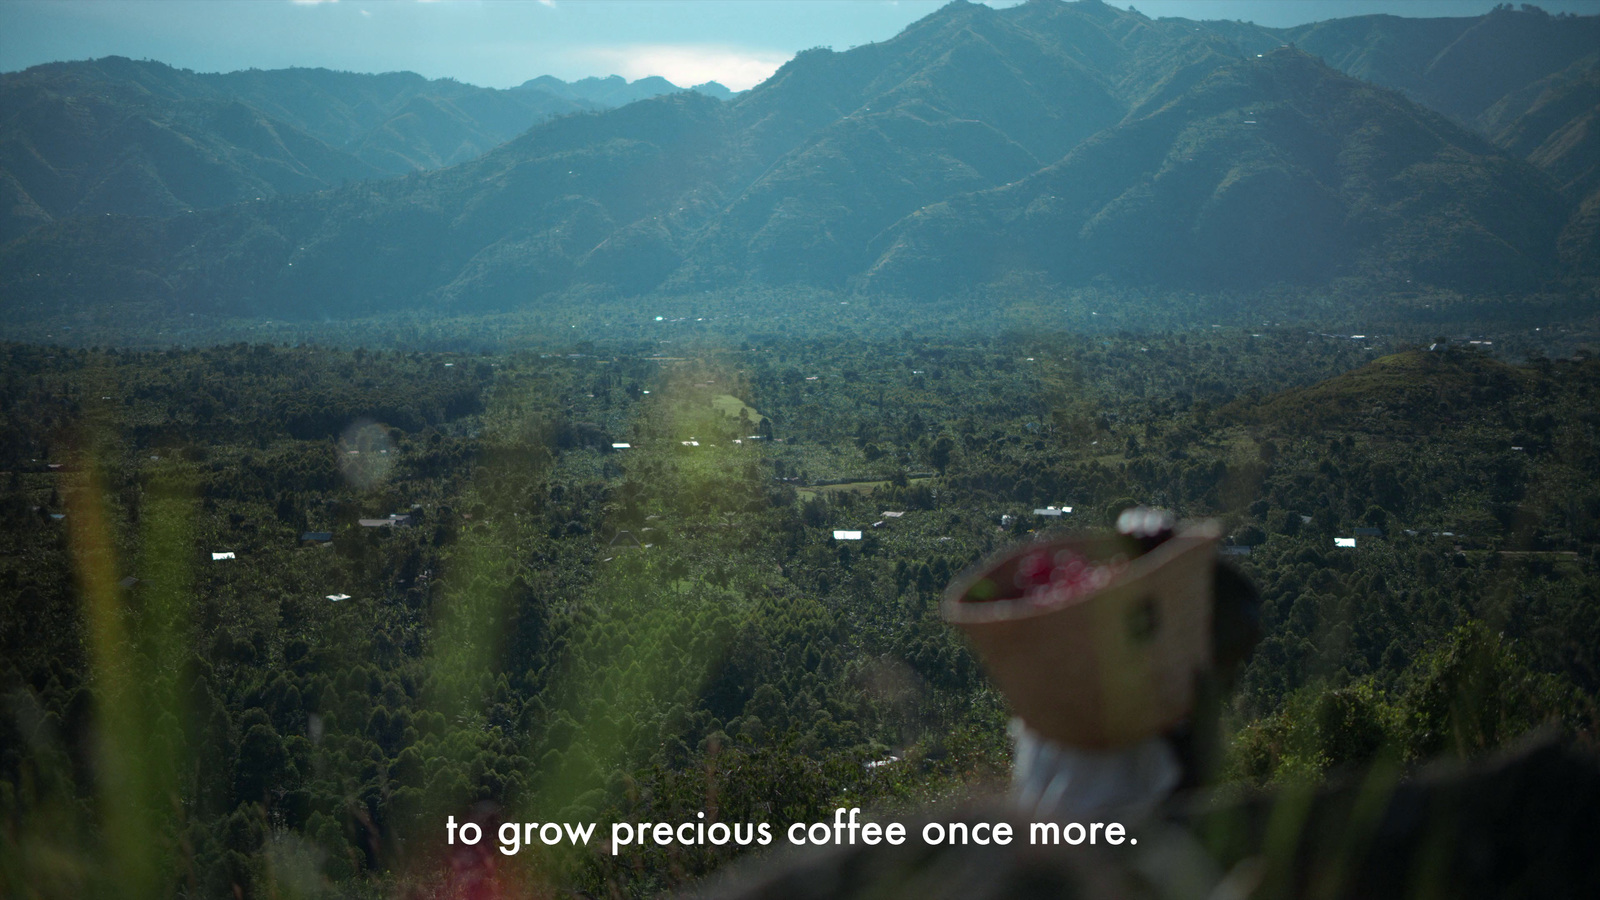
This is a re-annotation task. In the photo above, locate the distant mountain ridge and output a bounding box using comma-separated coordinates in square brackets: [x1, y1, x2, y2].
[519, 74, 734, 106]
[1, 0, 1595, 327]
[0, 57, 728, 242]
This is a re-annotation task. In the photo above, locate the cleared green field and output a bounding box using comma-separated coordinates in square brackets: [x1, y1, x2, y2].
[797, 476, 932, 501]
[711, 393, 765, 425]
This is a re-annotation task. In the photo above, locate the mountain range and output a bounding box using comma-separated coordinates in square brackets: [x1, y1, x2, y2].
[0, 58, 732, 243]
[2, 0, 1596, 327]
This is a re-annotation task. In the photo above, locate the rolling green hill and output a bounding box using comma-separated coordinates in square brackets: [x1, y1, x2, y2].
[1234, 345, 1535, 434]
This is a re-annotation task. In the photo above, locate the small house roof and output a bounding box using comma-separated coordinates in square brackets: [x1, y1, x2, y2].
[1334, 537, 1356, 549]
[326, 593, 350, 602]
[301, 531, 333, 542]
[833, 530, 863, 540]
[212, 551, 235, 560]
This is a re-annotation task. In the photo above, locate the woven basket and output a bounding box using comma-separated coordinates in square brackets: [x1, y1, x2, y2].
[941, 524, 1218, 749]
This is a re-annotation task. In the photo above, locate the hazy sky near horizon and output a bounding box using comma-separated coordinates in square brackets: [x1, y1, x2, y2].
[3, 0, 1596, 92]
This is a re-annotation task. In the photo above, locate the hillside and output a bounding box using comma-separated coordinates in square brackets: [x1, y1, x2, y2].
[863, 46, 1569, 294]
[1478, 55, 1600, 198]
[0, 1, 1593, 328]
[0, 59, 382, 242]
[1276, 6, 1600, 127]
[1234, 345, 1535, 434]
[0, 58, 721, 243]
[1262, 8, 1600, 283]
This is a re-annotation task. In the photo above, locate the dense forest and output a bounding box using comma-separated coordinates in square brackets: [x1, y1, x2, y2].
[3, 331, 1595, 897]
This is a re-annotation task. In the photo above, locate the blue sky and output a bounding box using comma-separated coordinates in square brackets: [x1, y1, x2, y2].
[2, 0, 1595, 91]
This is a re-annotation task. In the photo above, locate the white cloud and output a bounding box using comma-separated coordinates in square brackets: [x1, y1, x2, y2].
[569, 43, 788, 91]
[360, 8, 372, 16]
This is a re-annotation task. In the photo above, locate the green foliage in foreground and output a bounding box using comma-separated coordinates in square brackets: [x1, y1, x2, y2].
[1, 332, 1596, 898]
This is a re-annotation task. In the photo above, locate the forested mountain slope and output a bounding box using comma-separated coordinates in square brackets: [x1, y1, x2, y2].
[1262, 7, 1600, 278]
[0, 58, 718, 242]
[864, 47, 1567, 293]
[1277, 6, 1600, 126]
